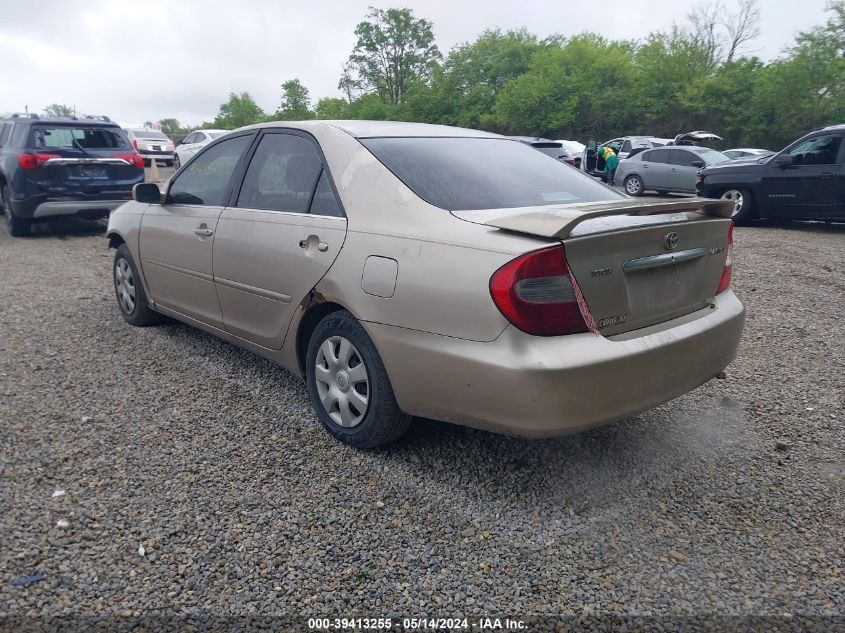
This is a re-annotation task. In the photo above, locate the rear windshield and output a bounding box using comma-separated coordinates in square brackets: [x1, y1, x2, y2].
[361, 137, 620, 211]
[28, 126, 129, 150]
[131, 129, 169, 140]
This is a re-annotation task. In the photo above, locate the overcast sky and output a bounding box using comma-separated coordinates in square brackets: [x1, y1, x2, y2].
[0, 0, 830, 127]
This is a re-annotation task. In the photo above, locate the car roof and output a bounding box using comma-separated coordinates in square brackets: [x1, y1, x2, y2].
[4, 116, 119, 127]
[196, 129, 229, 134]
[821, 123, 845, 131]
[239, 120, 501, 139]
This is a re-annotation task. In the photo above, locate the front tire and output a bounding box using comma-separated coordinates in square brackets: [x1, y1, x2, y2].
[721, 188, 756, 225]
[624, 175, 644, 196]
[2, 186, 31, 237]
[113, 244, 164, 326]
[306, 311, 411, 449]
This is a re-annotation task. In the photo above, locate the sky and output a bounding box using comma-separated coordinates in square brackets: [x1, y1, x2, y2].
[0, 0, 831, 127]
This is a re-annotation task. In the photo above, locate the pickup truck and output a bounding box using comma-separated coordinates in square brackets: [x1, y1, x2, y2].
[697, 125, 845, 224]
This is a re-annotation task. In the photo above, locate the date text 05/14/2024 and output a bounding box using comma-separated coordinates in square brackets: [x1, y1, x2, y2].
[307, 617, 527, 630]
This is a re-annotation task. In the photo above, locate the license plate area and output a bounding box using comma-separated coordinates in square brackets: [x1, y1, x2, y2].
[627, 262, 704, 313]
[66, 165, 109, 179]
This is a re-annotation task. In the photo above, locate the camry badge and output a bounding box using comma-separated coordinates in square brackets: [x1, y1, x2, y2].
[663, 231, 679, 251]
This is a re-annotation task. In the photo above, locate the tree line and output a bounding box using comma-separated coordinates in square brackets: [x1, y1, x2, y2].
[46, 1, 845, 150]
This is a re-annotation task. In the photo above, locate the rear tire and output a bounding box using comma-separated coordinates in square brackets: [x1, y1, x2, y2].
[306, 310, 411, 449]
[624, 175, 644, 196]
[721, 188, 756, 225]
[2, 186, 31, 237]
[113, 244, 164, 326]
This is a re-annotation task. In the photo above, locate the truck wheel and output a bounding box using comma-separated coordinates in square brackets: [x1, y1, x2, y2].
[721, 189, 756, 225]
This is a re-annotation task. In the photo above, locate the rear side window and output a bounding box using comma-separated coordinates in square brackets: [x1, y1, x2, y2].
[644, 148, 670, 164]
[28, 126, 129, 150]
[168, 134, 252, 206]
[309, 171, 343, 217]
[0, 123, 11, 146]
[361, 137, 620, 211]
[236, 133, 323, 213]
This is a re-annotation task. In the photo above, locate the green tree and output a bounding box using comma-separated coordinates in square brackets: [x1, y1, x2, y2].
[340, 7, 441, 105]
[158, 118, 181, 135]
[43, 104, 74, 117]
[212, 92, 266, 128]
[314, 97, 350, 119]
[274, 79, 314, 120]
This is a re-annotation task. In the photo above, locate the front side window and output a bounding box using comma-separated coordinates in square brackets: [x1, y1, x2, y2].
[28, 126, 129, 150]
[669, 149, 699, 167]
[236, 133, 323, 213]
[786, 134, 843, 165]
[168, 134, 252, 206]
[361, 137, 621, 211]
[621, 140, 632, 153]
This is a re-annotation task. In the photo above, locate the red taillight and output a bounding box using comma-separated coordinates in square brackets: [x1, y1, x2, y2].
[114, 153, 145, 169]
[490, 245, 591, 336]
[18, 153, 61, 170]
[132, 139, 138, 151]
[716, 222, 734, 294]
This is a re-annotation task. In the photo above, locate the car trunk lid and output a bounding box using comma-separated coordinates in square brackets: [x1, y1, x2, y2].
[454, 198, 734, 335]
[21, 149, 141, 194]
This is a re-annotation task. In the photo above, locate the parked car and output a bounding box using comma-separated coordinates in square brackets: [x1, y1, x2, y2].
[0, 113, 144, 236]
[174, 129, 230, 169]
[698, 125, 845, 223]
[511, 137, 580, 167]
[107, 121, 743, 448]
[125, 129, 175, 166]
[616, 146, 730, 196]
[582, 136, 672, 178]
[722, 148, 772, 160]
[583, 131, 722, 179]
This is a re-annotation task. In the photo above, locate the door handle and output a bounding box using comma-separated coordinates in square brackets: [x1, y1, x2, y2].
[193, 224, 213, 237]
[299, 237, 329, 252]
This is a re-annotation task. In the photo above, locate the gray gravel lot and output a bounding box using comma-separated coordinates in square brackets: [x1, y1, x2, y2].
[0, 215, 842, 628]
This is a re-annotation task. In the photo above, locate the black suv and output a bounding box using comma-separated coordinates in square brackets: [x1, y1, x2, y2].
[0, 114, 145, 236]
[697, 125, 845, 224]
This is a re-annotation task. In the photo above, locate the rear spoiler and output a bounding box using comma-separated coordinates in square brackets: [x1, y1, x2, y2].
[479, 198, 734, 239]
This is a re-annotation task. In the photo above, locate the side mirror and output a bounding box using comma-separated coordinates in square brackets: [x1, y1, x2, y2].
[773, 154, 795, 168]
[133, 182, 162, 204]
[691, 160, 705, 168]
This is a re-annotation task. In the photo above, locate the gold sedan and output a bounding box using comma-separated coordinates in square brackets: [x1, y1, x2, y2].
[107, 121, 744, 448]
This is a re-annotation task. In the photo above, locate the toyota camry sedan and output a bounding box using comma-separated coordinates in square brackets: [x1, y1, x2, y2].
[107, 121, 745, 448]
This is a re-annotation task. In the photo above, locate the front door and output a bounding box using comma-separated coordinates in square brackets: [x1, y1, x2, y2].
[213, 130, 347, 349]
[139, 132, 254, 328]
[665, 149, 701, 192]
[761, 132, 844, 218]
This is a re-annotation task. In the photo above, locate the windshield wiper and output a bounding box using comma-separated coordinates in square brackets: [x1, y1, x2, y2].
[72, 138, 93, 158]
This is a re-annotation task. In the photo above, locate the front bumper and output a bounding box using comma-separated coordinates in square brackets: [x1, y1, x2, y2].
[365, 291, 745, 437]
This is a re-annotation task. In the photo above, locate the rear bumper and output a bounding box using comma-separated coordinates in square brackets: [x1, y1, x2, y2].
[31, 199, 126, 219]
[365, 290, 745, 437]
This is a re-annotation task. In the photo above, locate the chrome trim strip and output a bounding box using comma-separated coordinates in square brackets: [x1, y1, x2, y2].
[44, 158, 131, 166]
[214, 276, 291, 303]
[143, 259, 214, 283]
[623, 247, 707, 272]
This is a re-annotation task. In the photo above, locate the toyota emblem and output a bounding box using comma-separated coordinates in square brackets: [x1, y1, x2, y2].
[663, 231, 679, 251]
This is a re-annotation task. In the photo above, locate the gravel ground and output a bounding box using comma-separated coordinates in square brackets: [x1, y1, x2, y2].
[0, 217, 842, 631]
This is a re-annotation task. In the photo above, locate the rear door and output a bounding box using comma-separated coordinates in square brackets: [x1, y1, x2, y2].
[139, 132, 254, 328]
[639, 149, 670, 189]
[665, 149, 701, 192]
[213, 130, 347, 349]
